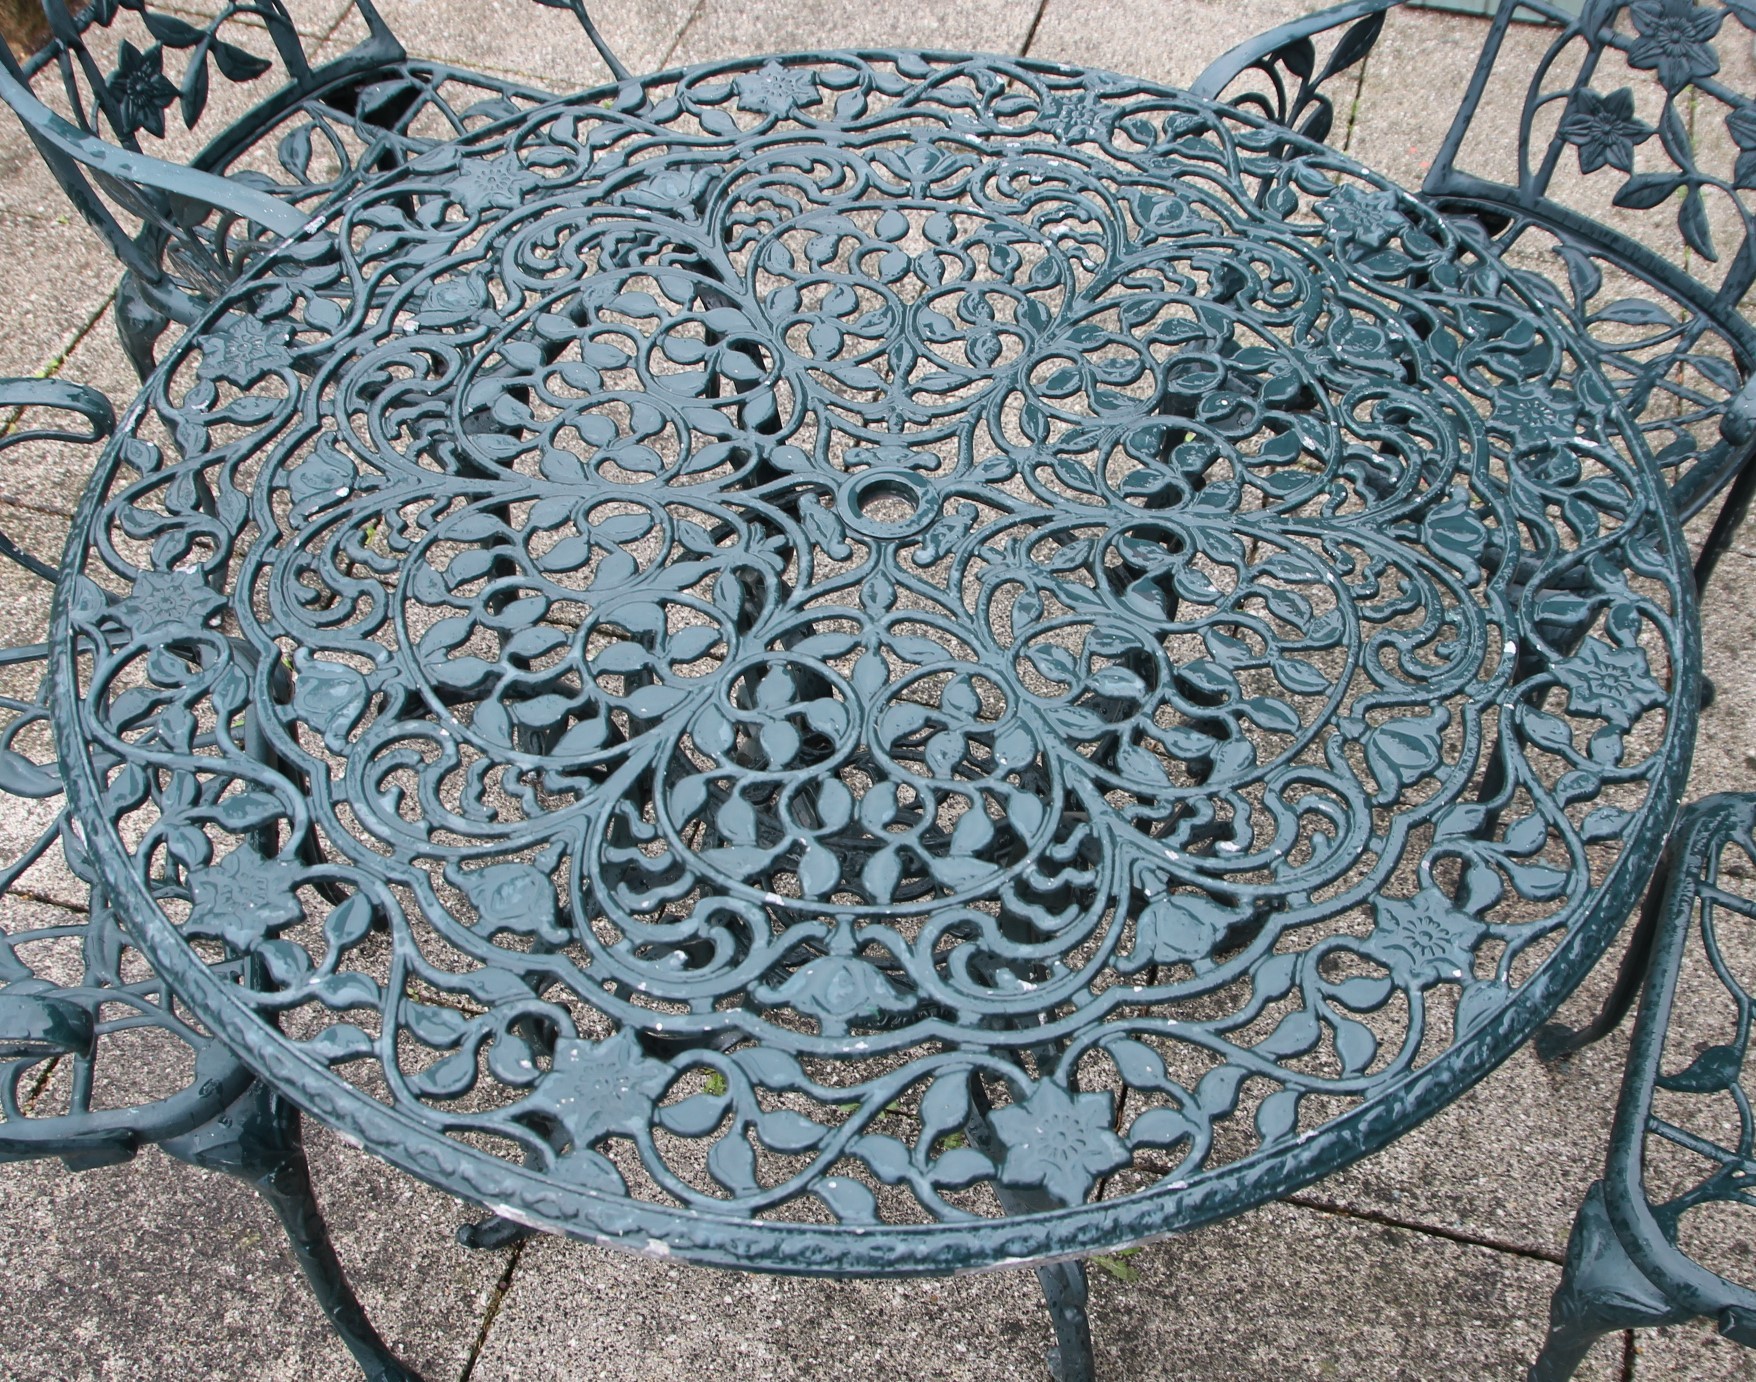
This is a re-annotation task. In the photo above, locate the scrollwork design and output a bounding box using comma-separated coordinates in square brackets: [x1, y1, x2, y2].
[51, 53, 1694, 1271]
[4, 1, 600, 361]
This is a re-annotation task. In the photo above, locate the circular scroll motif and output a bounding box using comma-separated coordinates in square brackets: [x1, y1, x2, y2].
[54, 53, 1695, 1272]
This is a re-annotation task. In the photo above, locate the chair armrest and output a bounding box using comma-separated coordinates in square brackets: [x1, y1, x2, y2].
[0, 377, 114, 457]
[0, 56, 308, 241]
[0, 990, 95, 1060]
[1190, 0, 1403, 143]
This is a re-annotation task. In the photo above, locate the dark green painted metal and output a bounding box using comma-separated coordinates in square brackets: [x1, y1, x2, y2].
[1190, 0, 1400, 145]
[1531, 793, 1756, 1378]
[1202, 0, 1756, 569]
[0, 1, 629, 376]
[1422, 0, 1756, 535]
[0, 377, 422, 1379]
[42, 55, 1698, 1309]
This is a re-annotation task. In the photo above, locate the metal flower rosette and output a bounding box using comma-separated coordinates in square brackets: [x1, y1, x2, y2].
[52, 52, 1696, 1273]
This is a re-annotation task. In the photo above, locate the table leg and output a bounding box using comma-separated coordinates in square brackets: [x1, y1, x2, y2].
[1532, 850, 1669, 1063]
[963, 1080, 1100, 1382]
[1035, 1259, 1097, 1382]
[114, 273, 170, 382]
[161, 1082, 424, 1382]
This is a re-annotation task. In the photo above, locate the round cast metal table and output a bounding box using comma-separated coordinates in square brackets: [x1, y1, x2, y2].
[51, 51, 1698, 1288]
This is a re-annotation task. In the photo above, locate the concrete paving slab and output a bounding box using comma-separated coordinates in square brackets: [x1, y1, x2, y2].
[468, 1199, 1617, 1381]
[0, 213, 116, 378]
[352, 0, 696, 93]
[1636, 1322, 1756, 1378]
[1690, 549, 1756, 804]
[0, 301, 138, 516]
[1286, 981, 1630, 1259]
[162, 0, 355, 34]
[0, 109, 73, 221]
[1027, 0, 1326, 91]
[0, 1121, 503, 1382]
[667, 0, 1040, 70]
[1344, 6, 1542, 190]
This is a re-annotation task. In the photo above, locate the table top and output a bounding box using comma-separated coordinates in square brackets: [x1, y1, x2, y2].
[53, 50, 1698, 1276]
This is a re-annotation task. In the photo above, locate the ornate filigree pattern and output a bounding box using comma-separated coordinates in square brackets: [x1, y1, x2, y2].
[52, 54, 1696, 1274]
[1421, 0, 1756, 521]
[3, 1, 609, 368]
[0, 380, 252, 1165]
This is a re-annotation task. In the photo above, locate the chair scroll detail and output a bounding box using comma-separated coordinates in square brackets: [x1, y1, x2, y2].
[1190, 0, 1403, 147]
[1419, 0, 1756, 565]
[0, 379, 423, 1382]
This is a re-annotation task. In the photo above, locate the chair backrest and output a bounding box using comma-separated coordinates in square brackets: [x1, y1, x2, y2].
[1189, 0, 1401, 147]
[1422, 0, 1756, 518]
[0, 2, 398, 315]
[0, 1, 626, 334]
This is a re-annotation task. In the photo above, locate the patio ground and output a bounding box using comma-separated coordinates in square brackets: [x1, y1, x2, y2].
[2, 1, 1755, 1378]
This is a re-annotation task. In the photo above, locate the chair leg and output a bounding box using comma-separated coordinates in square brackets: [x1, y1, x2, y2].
[1036, 1259, 1097, 1382]
[161, 1082, 425, 1382]
[1533, 855, 1668, 1062]
[1529, 1183, 1689, 1382]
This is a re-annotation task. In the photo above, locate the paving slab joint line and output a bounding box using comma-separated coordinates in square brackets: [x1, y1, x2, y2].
[1340, 23, 1374, 154]
[1018, 0, 1052, 57]
[0, 493, 78, 520]
[457, 1234, 529, 1382]
[658, 0, 708, 74]
[1281, 1191, 1567, 1264]
[7, 886, 91, 1117]
[315, 1, 358, 44]
[3, 888, 91, 917]
[157, 0, 345, 42]
[442, 4, 703, 91]
[18, 1052, 59, 1113]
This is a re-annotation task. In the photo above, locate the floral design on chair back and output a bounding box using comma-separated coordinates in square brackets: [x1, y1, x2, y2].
[2, 3, 384, 333]
[1423, 0, 1756, 522]
[0, 1, 617, 373]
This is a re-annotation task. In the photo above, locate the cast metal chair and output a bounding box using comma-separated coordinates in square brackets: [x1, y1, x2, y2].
[0, 0, 626, 376]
